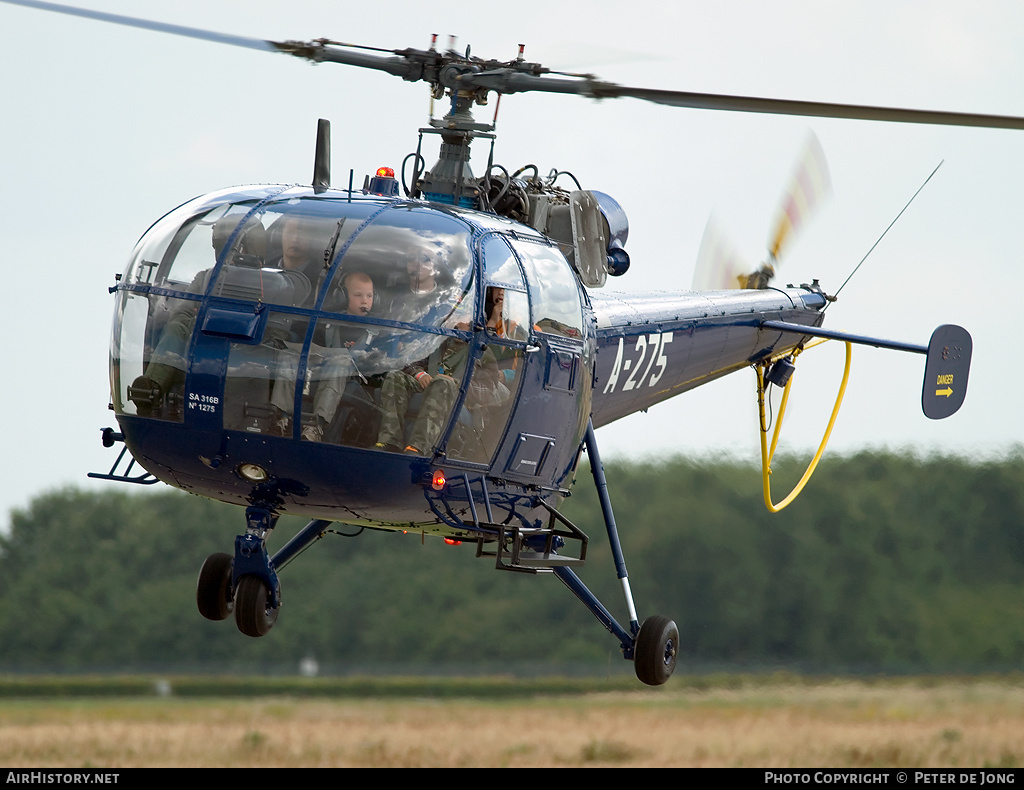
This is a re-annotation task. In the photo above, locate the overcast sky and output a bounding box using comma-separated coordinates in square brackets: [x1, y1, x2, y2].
[2, 0, 1022, 524]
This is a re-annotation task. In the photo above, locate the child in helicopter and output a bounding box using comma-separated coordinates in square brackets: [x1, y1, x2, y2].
[299, 270, 379, 442]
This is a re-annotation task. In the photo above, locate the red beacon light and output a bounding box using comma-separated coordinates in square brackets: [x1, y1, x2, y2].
[364, 165, 399, 197]
[431, 468, 447, 491]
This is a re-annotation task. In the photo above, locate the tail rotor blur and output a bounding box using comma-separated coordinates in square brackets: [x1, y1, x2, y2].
[766, 130, 831, 266]
[692, 131, 831, 291]
[692, 214, 748, 291]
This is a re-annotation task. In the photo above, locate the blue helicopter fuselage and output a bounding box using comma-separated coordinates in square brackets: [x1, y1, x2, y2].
[107, 184, 825, 537]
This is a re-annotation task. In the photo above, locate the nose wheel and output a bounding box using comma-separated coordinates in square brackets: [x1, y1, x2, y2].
[634, 615, 678, 686]
[233, 575, 279, 637]
[196, 552, 234, 621]
[197, 505, 282, 637]
[195, 512, 333, 640]
[197, 552, 281, 637]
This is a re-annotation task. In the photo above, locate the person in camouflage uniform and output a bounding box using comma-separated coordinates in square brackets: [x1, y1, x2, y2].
[376, 286, 512, 454]
[375, 337, 504, 454]
[376, 337, 462, 453]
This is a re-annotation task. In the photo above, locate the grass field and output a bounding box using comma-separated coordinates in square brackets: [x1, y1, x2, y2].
[1, 676, 1023, 768]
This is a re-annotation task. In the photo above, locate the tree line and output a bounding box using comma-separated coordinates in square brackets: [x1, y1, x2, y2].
[2, 449, 1022, 674]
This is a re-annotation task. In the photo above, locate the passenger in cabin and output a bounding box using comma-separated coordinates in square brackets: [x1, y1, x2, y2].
[486, 287, 505, 333]
[374, 286, 507, 456]
[483, 285, 522, 389]
[484, 286, 525, 343]
[300, 271, 379, 442]
[384, 246, 464, 327]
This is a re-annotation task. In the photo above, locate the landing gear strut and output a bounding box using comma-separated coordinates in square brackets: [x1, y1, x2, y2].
[196, 507, 332, 639]
[193, 426, 678, 685]
[553, 420, 679, 686]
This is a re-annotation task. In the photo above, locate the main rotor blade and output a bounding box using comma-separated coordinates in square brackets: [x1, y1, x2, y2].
[458, 71, 1024, 131]
[2, 0, 277, 53]
[590, 84, 1024, 131]
[2, 0, 423, 78]
[8, 0, 1024, 132]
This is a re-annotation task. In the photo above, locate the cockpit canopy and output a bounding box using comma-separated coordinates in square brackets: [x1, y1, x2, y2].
[110, 186, 588, 465]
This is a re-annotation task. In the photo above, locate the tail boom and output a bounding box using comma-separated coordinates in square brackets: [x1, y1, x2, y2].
[589, 286, 827, 427]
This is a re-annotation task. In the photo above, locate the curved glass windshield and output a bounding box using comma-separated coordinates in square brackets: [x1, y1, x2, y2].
[253, 206, 478, 453]
[113, 191, 500, 459]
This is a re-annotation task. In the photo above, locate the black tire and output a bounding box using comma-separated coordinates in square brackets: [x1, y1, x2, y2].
[634, 615, 679, 686]
[196, 552, 234, 621]
[234, 574, 279, 638]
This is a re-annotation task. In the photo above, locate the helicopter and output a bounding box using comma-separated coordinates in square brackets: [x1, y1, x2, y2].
[5, 1, 1021, 686]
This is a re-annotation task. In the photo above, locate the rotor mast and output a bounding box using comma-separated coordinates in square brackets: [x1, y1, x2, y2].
[416, 58, 496, 207]
[279, 33, 509, 205]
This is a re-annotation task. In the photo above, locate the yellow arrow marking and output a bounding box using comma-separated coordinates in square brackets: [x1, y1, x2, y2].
[935, 387, 953, 398]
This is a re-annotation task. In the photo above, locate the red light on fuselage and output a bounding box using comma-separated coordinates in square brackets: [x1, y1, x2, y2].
[431, 469, 446, 490]
[376, 166, 395, 178]
[444, 538, 462, 546]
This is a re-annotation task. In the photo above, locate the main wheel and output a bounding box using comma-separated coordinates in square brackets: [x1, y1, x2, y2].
[634, 615, 679, 686]
[196, 552, 234, 621]
[233, 574, 279, 638]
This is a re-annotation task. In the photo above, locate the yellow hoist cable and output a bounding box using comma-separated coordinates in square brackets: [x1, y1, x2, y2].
[757, 340, 852, 512]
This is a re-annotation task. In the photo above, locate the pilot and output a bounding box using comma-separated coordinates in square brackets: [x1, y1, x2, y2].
[407, 247, 438, 295]
[268, 213, 328, 304]
[265, 213, 335, 433]
[129, 215, 266, 416]
[301, 271, 379, 442]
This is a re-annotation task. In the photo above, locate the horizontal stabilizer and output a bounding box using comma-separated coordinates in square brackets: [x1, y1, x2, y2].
[760, 320, 972, 420]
